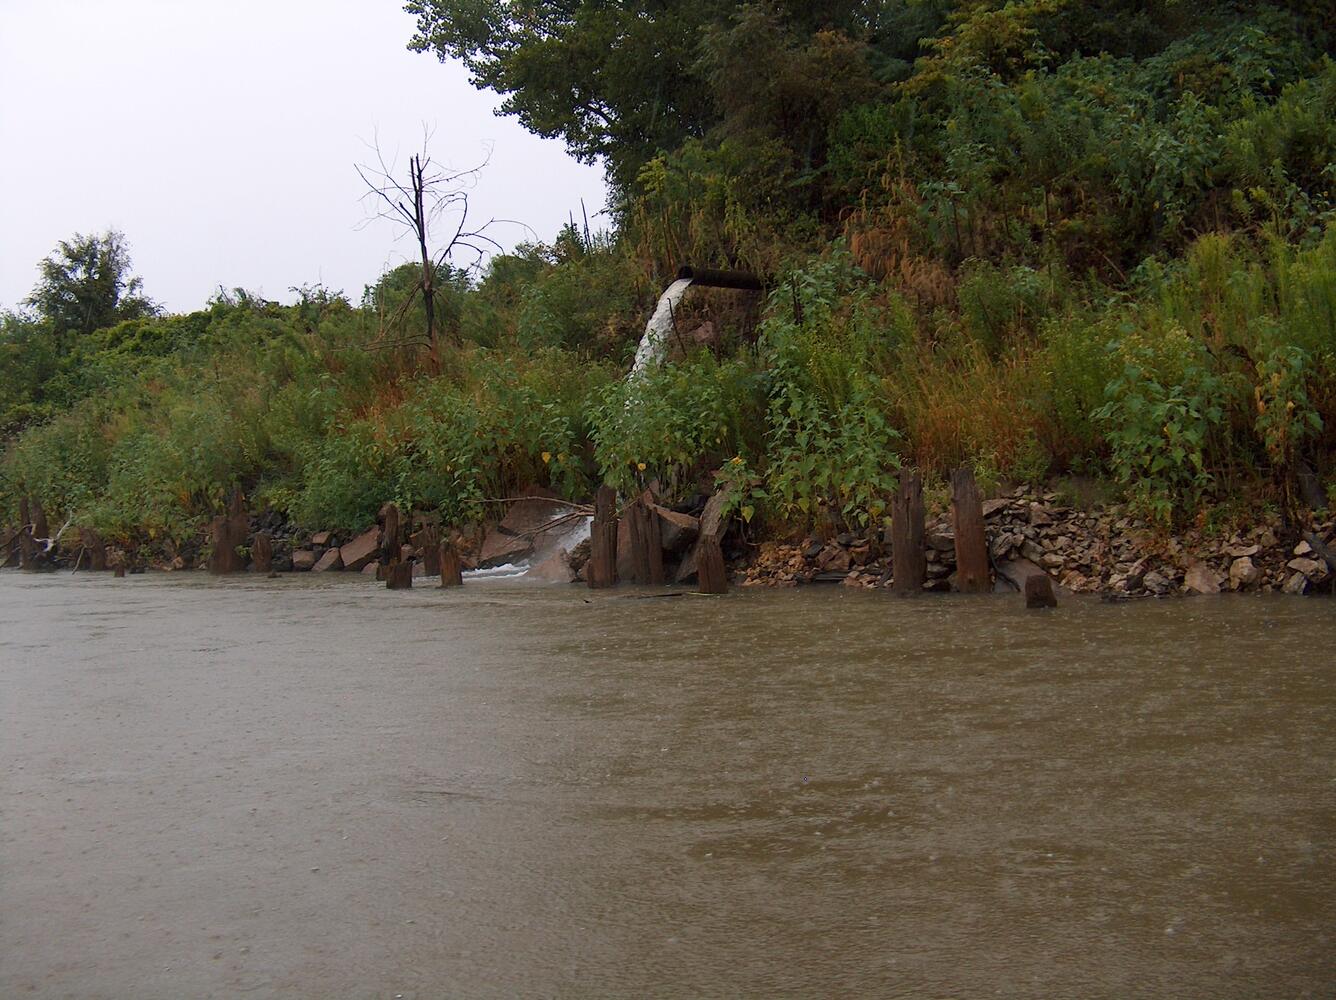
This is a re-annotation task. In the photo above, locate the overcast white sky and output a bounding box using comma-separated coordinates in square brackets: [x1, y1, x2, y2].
[0, 0, 609, 313]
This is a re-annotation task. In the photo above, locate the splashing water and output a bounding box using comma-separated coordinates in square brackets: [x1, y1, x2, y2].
[630, 277, 693, 375]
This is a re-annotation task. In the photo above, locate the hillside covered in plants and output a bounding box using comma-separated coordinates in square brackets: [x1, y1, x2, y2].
[3, 0, 1336, 557]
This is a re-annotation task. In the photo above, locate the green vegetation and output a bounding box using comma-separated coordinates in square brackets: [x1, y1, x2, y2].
[5, 1, 1336, 550]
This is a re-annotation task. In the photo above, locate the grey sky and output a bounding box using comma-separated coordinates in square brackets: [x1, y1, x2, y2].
[0, 0, 608, 313]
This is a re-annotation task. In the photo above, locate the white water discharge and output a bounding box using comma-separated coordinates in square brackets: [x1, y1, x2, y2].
[630, 277, 693, 375]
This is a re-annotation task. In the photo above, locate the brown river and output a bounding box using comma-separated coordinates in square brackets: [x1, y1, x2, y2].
[1, 572, 1333, 998]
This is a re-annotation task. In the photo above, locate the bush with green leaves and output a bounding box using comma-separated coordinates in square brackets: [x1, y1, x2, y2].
[591, 353, 762, 498]
[1092, 332, 1231, 525]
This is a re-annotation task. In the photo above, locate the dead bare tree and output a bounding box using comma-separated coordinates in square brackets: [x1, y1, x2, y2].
[356, 130, 508, 372]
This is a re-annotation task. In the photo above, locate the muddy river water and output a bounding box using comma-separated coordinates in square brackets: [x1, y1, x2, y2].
[1, 572, 1333, 998]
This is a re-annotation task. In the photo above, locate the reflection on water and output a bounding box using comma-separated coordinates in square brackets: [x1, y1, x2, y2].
[1, 572, 1333, 998]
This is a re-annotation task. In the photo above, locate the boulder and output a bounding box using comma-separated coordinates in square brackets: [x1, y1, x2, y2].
[994, 557, 1047, 592]
[292, 550, 317, 572]
[1143, 570, 1171, 594]
[1184, 562, 1223, 595]
[311, 530, 334, 547]
[479, 528, 534, 568]
[982, 498, 1010, 518]
[1229, 556, 1262, 590]
[1287, 557, 1328, 581]
[1283, 571, 1309, 595]
[339, 527, 381, 572]
[361, 562, 379, 576]
[313, 548, 343, 572]
[653, 505, 700, 554]
[528, 548, 576, 583]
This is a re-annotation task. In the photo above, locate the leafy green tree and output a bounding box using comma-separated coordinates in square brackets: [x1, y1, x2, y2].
[25, 230, 156, 350]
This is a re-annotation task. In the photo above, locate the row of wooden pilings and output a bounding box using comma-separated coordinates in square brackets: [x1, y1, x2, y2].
[893, 466, 1055, 606]
[584, 485, 728, 594]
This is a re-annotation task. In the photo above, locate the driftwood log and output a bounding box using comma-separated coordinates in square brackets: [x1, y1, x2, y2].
[950, 467, 991, 593]
[890, 468, 926, 595]
[587, 485, 618, 589]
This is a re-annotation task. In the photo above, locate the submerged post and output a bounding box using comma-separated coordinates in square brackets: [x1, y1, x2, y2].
[951, 467, 991, 593]
[588, 485, 618, 589]
[890, 468, 926, 596]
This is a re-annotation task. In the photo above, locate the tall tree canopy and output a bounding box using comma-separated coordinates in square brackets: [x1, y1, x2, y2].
[25, 230, 156, 347]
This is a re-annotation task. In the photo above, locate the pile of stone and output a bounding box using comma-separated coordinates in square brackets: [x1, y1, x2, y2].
[740, 486, 1336, 597]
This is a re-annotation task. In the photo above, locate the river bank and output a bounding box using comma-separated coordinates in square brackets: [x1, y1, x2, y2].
[6, 486, 1335, 601]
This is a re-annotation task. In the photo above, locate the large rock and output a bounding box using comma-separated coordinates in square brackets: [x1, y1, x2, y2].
[1184, 562, 1223, 595]
[478, 487, 580, 569]
[1229, 556, 1262, 590]
[527, 548, 576, 583]
[292, 549, 318, 572]
[312, 548, 343, 572]
[1287, 556, 1328, 581]
[340, 527, 381, 571]
[653, 505, 700, 554]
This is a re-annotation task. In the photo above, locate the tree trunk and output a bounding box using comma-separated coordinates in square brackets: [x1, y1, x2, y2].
[950, 467, 991, 593]
[890, 468, 926, 596]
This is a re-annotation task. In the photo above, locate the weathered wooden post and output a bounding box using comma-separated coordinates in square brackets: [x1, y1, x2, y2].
[18, 496, 36, 570]
[950, 467, 991, 593]
[696, 532, 728, 594]
[587, 484, 618, 589]
[890, 468, 926, 595]
[380, 502, 412, 589]
[251, 531, 273, 574]
[641, 490, 665, 584]
[208, 489, 249, 574]
[30, 497, 48, 545]
[82, 528, 107, 571]
[416, 524, 441, 577]
[438, 539, 463, 587]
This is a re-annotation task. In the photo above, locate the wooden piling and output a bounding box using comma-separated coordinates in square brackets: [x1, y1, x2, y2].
[950, 467, 991, 593]
[208, 490, 249, 574]
[18, 496, 35, 570]
[385, 561, 413, 589]
[890, 468, 926, 596]
[696, 532, 728, 594]
[439, 540, 464, 587]
[642, 491, 665, 584]
[251, 531, 272, 574]
[417, 525, 441, 577]
[82, 528, 108, 571]
[587, 485, 618, 589]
